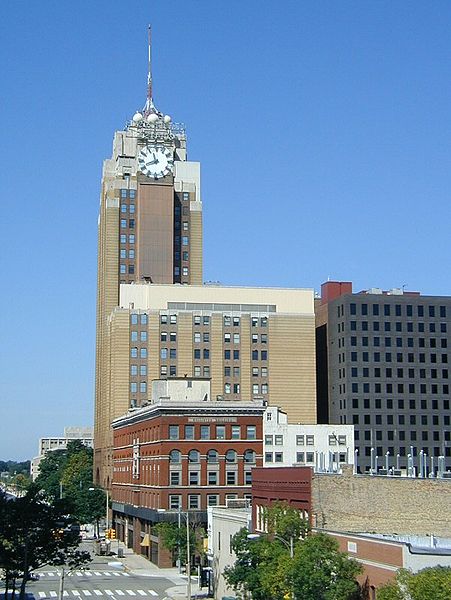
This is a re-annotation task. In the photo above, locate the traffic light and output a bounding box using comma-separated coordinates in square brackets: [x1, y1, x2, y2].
[105, 529, 111, 539]
[110, 529, 116, 540]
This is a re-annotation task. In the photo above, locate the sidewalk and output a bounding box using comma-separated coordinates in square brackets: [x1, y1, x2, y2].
[114, 542, 209, 599]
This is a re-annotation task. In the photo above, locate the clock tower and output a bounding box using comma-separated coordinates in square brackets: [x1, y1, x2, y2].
[94, 27, 203, 486]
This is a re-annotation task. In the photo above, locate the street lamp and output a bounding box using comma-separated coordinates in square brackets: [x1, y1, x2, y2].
[247, 532, 294, 558]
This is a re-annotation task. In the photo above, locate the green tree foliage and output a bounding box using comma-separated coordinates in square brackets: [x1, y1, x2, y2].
[0, 460, 31, 476]
[290, 533, 362, 600]
[0, 488, 90, 600]
[224, 505, 362, 600]
[156, 520, 205, 569]
[378, 566, 451, 600]
[35, 441, 105, 525]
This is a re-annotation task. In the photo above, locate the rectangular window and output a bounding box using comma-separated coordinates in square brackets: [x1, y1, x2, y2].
[189, 472, 199, 486]
[231, 425, 241, 439]
[169, 495, 181, 510]
[216, 425, 226, 440]
[185, 425, 195, 440]
[306, 435, 314, 445]
[275, 435, 283, 445]
[170, 472, 180, 486]
[169, 425, 179, 440]
[296, 435, 304, 445]
[226, 471, 237, 485]
[208, 471, 218, 485]
[274, 452, 283, 463]
[246, 425, 256, 440]
[188, 495, 200, 509]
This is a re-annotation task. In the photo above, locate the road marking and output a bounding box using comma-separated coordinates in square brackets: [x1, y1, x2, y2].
[125, 591, 136, 596]
[94, 572, 102, 576]
[85, 572, 93, 577]
[76, 572, 83, 576]
[63, 592, 69, 597]
[82, 590, 92, 596]
[93, 591, 102, 596]
[137, 591, 146, 596]
[72, 591, 81, 596]
[39, 593, 46, 598]
[104, 590, 114, 596]
[48, 572, 55, 576]
[112, 573, 121, 577]
[103, 572, 111, 576]
[122, 573, 130, 577]
[50, 592, 57, 597]
[115, 591, 125, 596]
[148, 592, 158, 597]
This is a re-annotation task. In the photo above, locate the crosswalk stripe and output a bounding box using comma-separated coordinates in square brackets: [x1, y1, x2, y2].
[93, 591, 102, 596]
[115, 591, 125, 596]
[112, 573, 121, 577]
[94, 572, 102, 576]
[76, 572, 83, 576]
[125, 591, 136, 596]
[82, 590, 92, 596]
[148, 591, 158, 597]
[137, 591, 146, 596]
[48, 572, 55, 577]
[103, 572, 111, 576]
[85, 572, 93, 577]
[63, 592, 69, 597]
[39, 592, 46, 598]
[50, 592, 57, 597]
[72, 591, 80, 596]
[122, 573, 130, 577]
[104, 590, 113, 596]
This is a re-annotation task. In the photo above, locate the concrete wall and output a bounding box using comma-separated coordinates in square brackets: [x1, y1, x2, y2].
[312, 466, 451, 536]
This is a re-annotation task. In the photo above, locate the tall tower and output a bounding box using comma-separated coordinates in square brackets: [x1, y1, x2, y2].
[94, 28, 203, 486]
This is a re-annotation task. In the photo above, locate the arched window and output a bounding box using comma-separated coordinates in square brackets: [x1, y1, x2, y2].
[188, 449, 200, 463]
[244, 449, 256, 464]
[207, 449, 218, 464]
[225, 449, 237, 463]
[169, 450, 181, 464]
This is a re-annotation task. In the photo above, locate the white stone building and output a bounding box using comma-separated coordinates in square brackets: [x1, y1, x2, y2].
[30, 426, 93, 480]
[263, 407, 355, 472]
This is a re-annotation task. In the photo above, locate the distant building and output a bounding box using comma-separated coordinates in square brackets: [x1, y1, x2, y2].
[263, 406, 354, 471]
[316, 280, 451, 473]
[30, 426, 93, 480]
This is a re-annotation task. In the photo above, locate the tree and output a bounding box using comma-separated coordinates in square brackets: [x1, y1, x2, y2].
[35, 441, 105, 526]
[290, 533, 362, 600]
[378, 566, 451, 600]
[156, 519, 205, 569]
[0, 488, 91, 600]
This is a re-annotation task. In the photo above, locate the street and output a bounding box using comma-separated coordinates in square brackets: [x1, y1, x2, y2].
[0, 543, 185, 600]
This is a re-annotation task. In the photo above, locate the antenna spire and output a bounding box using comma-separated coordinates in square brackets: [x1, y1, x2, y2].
[144, 25, 155, 115]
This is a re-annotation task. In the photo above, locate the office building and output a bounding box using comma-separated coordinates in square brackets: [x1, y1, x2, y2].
[316, 281, 451, 473]
[95, 30, 202, 486]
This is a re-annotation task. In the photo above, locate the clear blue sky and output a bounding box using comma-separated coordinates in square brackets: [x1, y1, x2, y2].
[1, 1, 451, 461]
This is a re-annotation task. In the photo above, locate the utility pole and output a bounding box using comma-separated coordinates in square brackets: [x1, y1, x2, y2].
[186, 512, 191, 599]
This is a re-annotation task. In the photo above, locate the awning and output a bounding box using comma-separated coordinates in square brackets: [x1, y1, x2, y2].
[140, 534, 150, 547]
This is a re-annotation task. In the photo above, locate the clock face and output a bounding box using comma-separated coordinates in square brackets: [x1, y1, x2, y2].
[138, 145, 174, 179]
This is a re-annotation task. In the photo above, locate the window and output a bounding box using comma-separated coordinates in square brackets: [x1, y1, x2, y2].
[226, 450, 237, 463]
[130, 365, 137, 376]
[216, 425, 226, 440]
[231, 425, 241, 439]
[274, 452, 283, 463]
[199, 425, 210, 440]
[245, 471, 252, 484]
[185, 425, 195, 440]
[296, 435, 304, 445]
[244, 450, 256, 463]
[253, 384, 259, 395]
[233, 350, 240, 360]
[224, 383, 231, 394]
[170, 472, 180, 486]
[207, 449, 218, 463]
[161, 348, 168, 359]
[140, 331, 147, 342]
[169, 450, 181, 463]
[188, 495, 200, 509]
[246, 425, 256, 440]
[120, 219, 127, 229]
[275, 435, 283, 445]
[208, 472, 218, 485]
[169, 495, 181, 510]
[306, 435, 314, 445]
[139, 382, 146, 393]
[130, 382, 137, 394]
[140, 348, 147, 359]
[224, 350, 231, 360]
[189, 472, 199, 485]
[207, 495, 219, 507]
[226, 471, 237, 485]
[169, 426, 179, 440]
[265, 452, 273, 462]
[188, 450, 200, 463]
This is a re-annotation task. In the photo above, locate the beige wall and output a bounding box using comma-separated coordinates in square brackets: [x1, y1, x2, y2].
[312, 466, 451, 537]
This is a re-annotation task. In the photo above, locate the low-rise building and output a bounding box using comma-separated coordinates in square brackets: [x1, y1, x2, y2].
[111, 378, 265, 567]
[263, 406, 354, 471]
[30, 426, 93, 480]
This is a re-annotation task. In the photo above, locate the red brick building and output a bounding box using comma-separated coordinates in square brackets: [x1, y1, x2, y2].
[111, 379, 265, 566]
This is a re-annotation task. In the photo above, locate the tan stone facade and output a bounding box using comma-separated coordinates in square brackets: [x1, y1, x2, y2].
[312, 466, 451, 537]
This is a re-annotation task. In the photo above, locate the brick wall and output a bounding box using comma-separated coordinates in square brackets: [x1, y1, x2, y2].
[312, 466, 451, 536]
